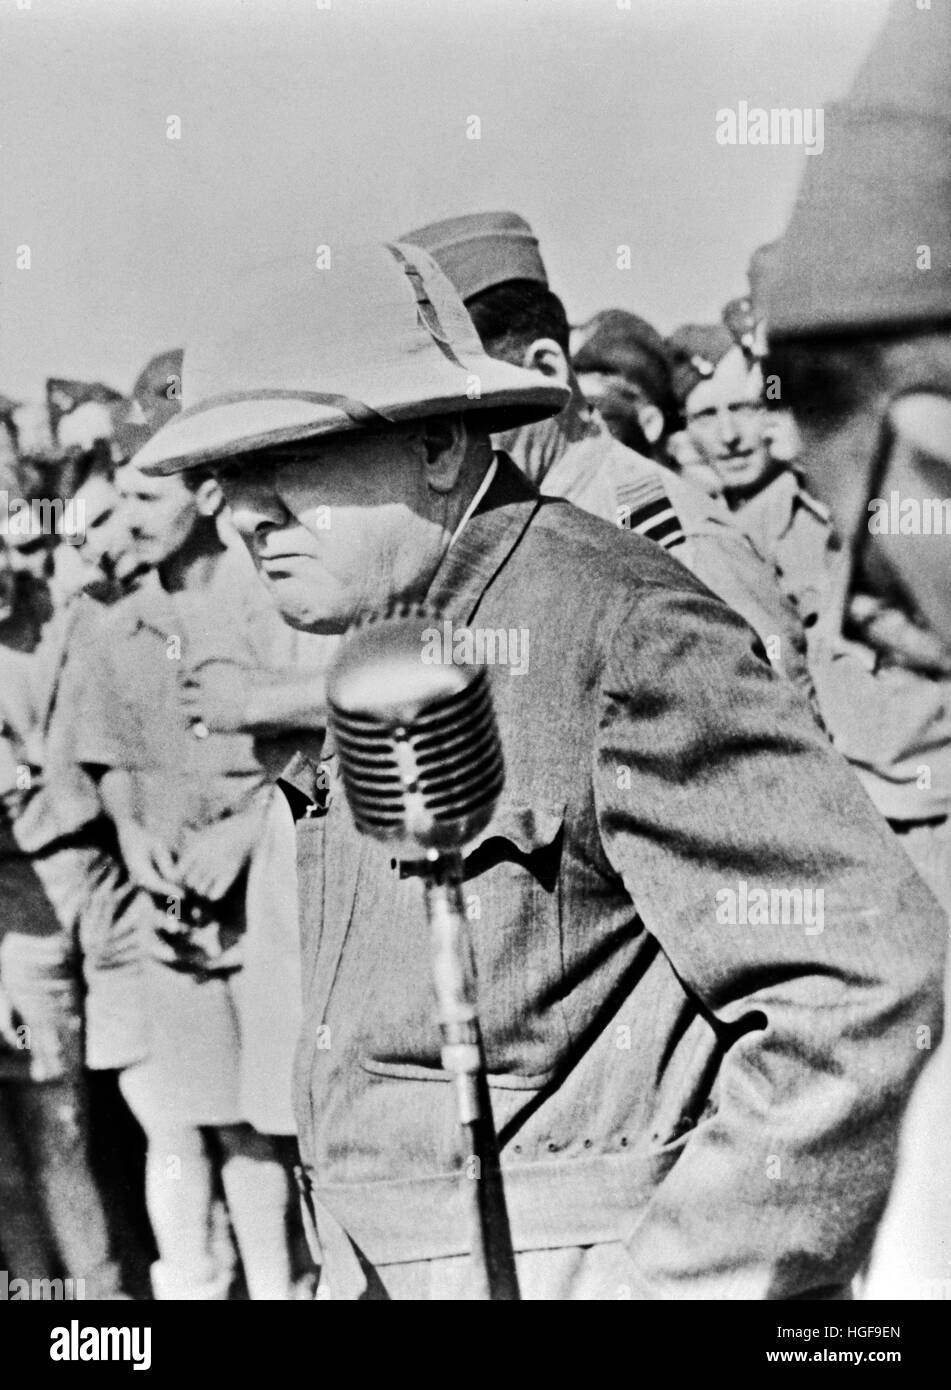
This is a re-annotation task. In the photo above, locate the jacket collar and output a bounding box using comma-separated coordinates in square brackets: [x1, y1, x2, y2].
[113, 568, 168, 640]
[424, 451, 553, 624]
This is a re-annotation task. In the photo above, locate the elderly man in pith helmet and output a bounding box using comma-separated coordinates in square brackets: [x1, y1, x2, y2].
[134, 238, 944, 1301]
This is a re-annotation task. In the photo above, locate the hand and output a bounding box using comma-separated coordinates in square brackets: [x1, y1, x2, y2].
[848, 593, 951, 675]
[117, 822, 181, 898]
[175, 804, 263, 902]
[179, 659, 256, 733]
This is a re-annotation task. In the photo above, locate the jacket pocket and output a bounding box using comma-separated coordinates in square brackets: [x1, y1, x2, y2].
[360, 800, 569, 1079]
[462, 800, 570, 1072]
[461, 801, 566, 889]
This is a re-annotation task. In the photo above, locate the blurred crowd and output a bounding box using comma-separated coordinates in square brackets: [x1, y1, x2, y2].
[1, 0, 950, 1301]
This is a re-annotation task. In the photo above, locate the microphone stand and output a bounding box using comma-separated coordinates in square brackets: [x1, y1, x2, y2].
[423, 850, 521, 1301]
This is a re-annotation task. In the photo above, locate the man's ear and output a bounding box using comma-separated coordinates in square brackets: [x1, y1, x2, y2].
[521, 338, 571, 389]
[636, 402, 665, 446]
[421, 416, 469, 495]
[193, 476, 225, 517]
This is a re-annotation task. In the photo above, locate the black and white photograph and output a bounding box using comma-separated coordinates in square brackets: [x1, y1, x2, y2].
[1, 0, 950, 1347]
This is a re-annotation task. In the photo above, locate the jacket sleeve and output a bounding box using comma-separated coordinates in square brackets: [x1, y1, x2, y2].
[593, 581, 946, 1299]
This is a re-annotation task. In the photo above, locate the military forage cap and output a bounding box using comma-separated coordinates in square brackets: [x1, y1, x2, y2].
[133, 242, 568, 477]
[115, 348, 184, 457]
[765, 0, 951, 340]
[46, 378, 125, 449]
[666, 323, 735, 409]
[399, 210, 549, 303]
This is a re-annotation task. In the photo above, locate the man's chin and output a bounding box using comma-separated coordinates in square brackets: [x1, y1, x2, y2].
[718, 457, 771, 492]
[111, 553, 149, 585]
[261, 573, 347, 634]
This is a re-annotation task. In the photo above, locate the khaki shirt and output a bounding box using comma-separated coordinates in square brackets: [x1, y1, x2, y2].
[738, 470, 951, 821]
[71, 546, 287, 846]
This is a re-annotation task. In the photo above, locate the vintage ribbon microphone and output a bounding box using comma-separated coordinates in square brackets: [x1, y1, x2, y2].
[326, 611, 520, 1301]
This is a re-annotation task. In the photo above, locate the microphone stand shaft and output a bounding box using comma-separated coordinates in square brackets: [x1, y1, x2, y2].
[426, 861, 520, 1301]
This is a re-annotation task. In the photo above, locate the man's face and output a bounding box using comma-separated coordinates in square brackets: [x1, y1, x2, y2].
[685, 348, 771, 494]
[116, 463, 199, 568]
[72, 473, 142, 584]
[791, 335, 951, 649]
[3, 529, 51, 583]
[213, 426, 452, 633]
[576, 372, 656, 455]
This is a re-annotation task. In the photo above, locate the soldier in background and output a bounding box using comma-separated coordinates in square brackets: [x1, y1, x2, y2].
[0, 465, 129, 1298]
[570, 309, 679, 461]
[667, 325, 784, 514]
[67, 450, 307, 1300]
[400, 211, 817, 703]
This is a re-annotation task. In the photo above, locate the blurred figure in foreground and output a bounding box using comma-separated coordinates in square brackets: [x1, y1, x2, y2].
[761, 0, 951, 1298]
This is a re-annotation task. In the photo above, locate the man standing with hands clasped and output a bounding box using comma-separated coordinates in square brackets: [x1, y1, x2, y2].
[69, 455, 304, 1300]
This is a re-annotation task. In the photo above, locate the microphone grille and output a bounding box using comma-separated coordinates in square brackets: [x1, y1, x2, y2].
[327, 614, 505, 853]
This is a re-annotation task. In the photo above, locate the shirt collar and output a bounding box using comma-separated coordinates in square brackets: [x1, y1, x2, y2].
[793, 475, 831, 526]
[447, 457, 498, 550]
[426, 453, 545, 625]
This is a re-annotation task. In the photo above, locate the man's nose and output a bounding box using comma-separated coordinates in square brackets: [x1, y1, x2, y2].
[716, 406, 740, 447]
[223, 470, 287, 537]
[101, 517, 130, 559]
[116, 499, 140, 534]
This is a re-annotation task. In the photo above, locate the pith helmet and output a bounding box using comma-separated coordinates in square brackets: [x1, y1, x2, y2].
[134, 242, 568, 476]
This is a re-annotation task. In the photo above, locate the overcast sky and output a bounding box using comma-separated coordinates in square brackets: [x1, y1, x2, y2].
[1, 0, 891, 403]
